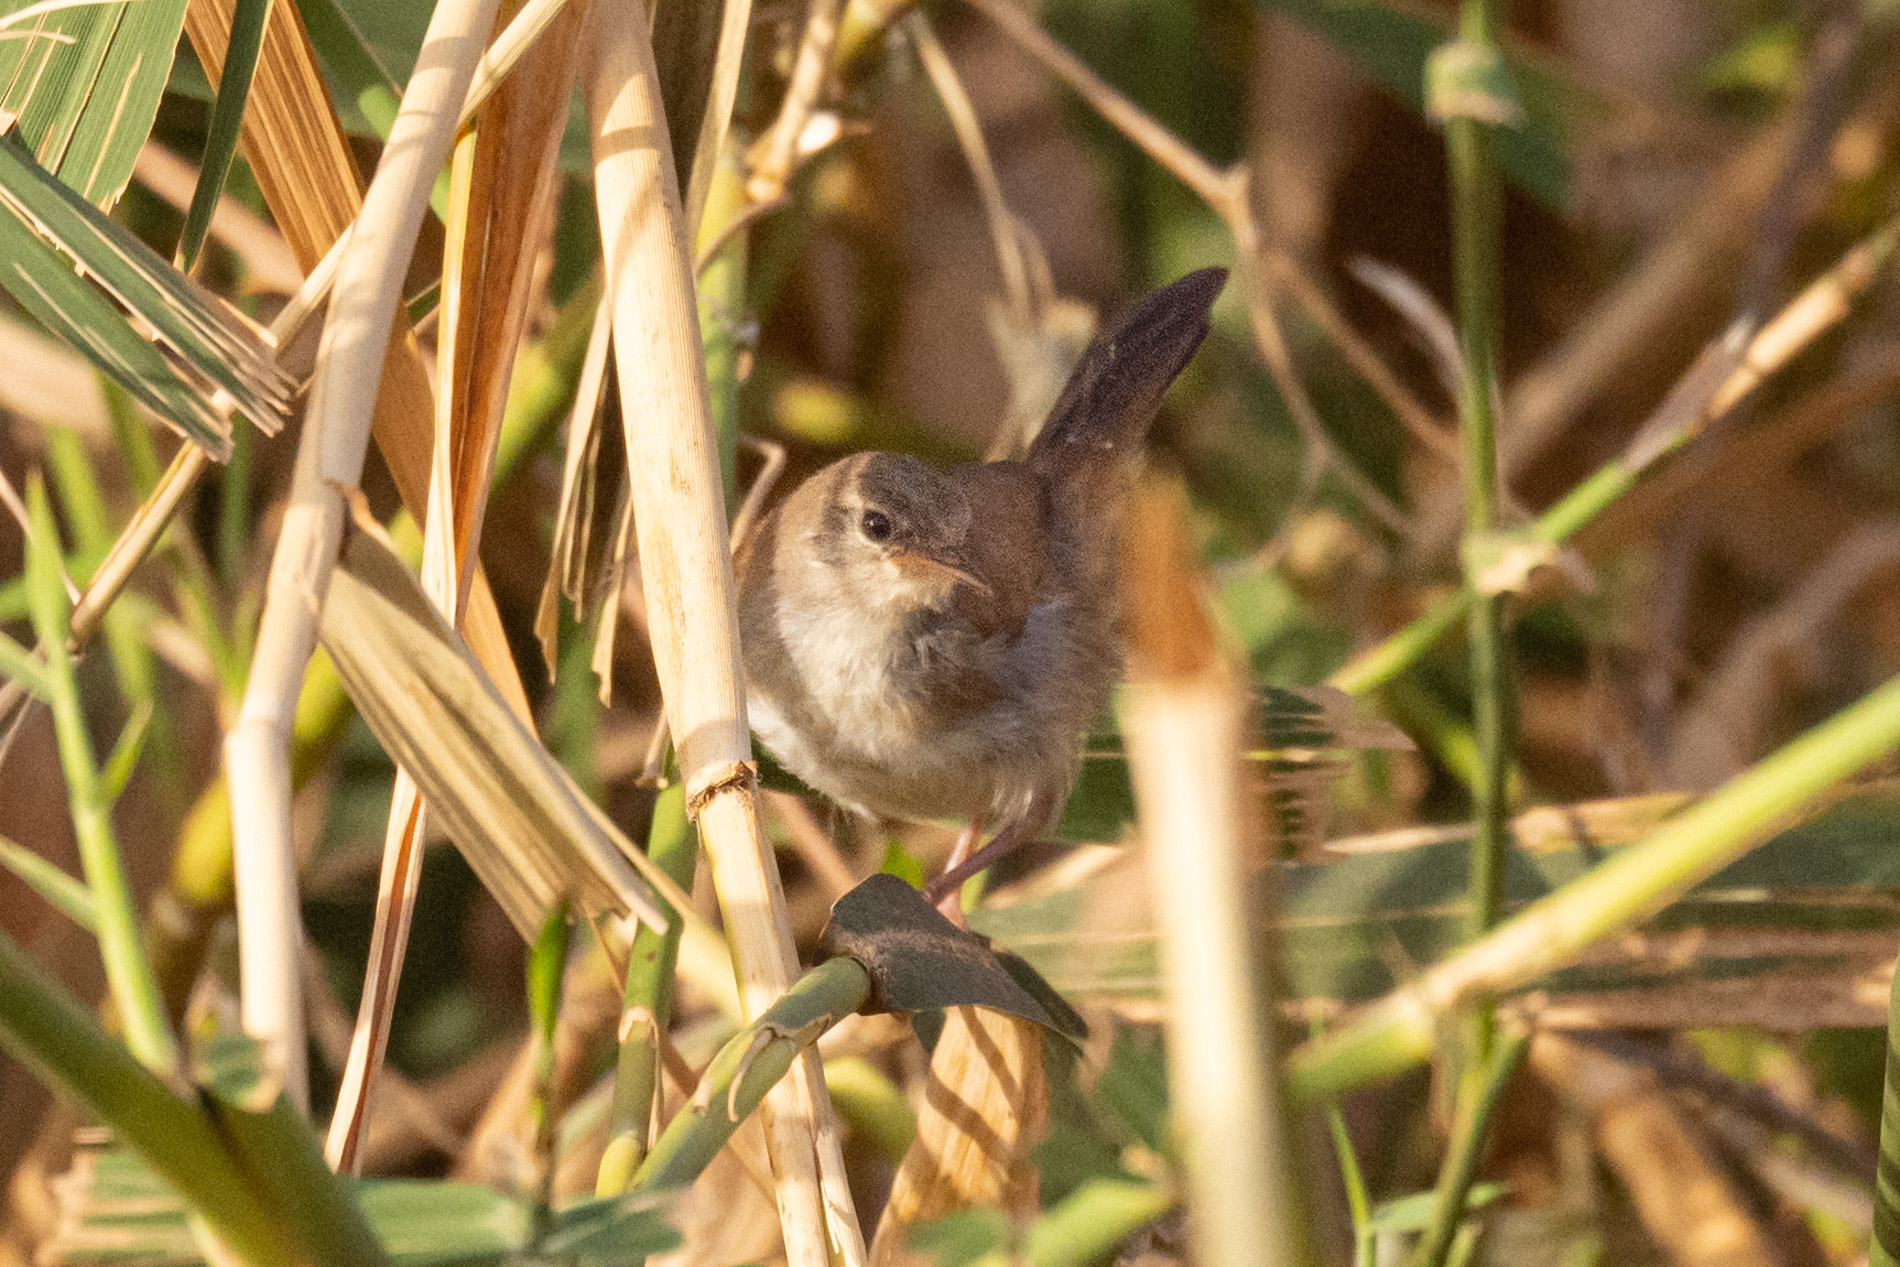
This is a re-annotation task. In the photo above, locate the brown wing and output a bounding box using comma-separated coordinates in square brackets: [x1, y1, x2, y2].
[944, 460, 1048, 641]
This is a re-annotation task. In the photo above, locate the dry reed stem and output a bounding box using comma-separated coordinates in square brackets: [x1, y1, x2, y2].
[583, 5, 863, 1262]
[748, 0, 844, 204]
[225, 0, 501, 1111]
[1118, 480, 1305, 1266]
[1530, 1034, 1777, 1267]
[870, 1007, 1046, 1266]
[682, 0, 757, 236]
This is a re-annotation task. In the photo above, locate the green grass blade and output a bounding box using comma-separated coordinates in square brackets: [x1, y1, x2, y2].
[0, 207, 233, 455]
[0, 833, 97, 930]
[0, 931, 310, 1264]
[0, 133, 294, 442]
[177, 0, 272, 271]
[23, 476, 178, 1076]
[0, 0, 188, 207]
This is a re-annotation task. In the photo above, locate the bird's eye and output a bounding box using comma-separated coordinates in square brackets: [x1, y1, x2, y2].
[860, 509, 893, 542]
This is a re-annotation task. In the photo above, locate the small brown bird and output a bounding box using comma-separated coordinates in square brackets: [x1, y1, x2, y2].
[737, 269, 1227, 900]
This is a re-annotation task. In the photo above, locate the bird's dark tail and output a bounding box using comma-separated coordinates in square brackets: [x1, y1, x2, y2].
[1026, 267, 1227, 477]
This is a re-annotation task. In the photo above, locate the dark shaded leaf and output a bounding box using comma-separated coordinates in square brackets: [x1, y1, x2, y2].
[820, 873, 1057, 1031]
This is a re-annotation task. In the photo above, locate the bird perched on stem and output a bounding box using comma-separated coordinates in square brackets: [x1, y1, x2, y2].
[737, 268, 1227, 903]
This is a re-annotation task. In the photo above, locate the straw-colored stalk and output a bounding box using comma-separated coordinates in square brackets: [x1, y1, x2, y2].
[327, 0, 586, 1172]
[583, 7, 864, 1265]
[870, 1007, 1047, 1266]
[1117, 480, 1308, 1267]
[225, 0, 501, 1111]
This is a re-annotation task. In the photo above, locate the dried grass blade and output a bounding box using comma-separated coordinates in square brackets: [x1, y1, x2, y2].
[584, 3, 864, 1260]
[535, 292, 613, 675]
[321, 511, 667, 938]
[431, 0, 587, 622]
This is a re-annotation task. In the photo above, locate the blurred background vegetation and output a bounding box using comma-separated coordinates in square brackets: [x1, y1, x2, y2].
[6, 0, 1900, 1262]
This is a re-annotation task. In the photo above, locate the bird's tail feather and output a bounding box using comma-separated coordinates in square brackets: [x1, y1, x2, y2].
[1026, 267, 1227, 476]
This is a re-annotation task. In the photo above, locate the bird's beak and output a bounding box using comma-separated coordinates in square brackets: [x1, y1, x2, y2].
[892, 547, 993, 598]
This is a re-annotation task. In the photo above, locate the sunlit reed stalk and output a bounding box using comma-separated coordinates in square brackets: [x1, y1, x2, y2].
[583, 2, 864, 1260]
[1118, 481, 1310, 1267]
[225, 0, 500, 1112]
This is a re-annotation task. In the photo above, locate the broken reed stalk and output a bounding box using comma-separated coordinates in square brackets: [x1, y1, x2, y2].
[1116, 480, 1309, 1267]
[583, 6, 865, 1264]
[225, 0, 501, 1112]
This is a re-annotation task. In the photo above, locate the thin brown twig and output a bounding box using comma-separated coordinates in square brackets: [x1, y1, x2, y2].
[960, 0, 1411, 540]
[1262, 248, 1459, 464]
[905, 9, 1031, 320]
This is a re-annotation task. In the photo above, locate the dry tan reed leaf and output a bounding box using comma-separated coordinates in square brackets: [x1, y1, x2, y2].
[332, 0, 592, 1171]
[535, 294, 613, 676]
[431, 0, 587, 621]
[870, 1007, 1046, 1267]
[318, 506, 665, 939]
[181, 0, 532, 723]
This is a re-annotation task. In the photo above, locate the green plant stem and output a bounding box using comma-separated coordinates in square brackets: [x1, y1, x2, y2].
[1873, 947, 1900, 1267]
[1445, 0, 1513, 957]
[25, 479, 178, 1077]
[1409, 1030, 1527, 1267]
[0, 927, 384, 1266]
[597, 784, 697, 1196]
[633, 956, 870, 1192]
[526, 905, 573, 1250]
[1289, 667, 1900, 1102]
[1330, 214, 1900, 700]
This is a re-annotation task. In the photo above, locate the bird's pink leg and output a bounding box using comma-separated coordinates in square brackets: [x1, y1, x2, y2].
[926, 815, 1035, 910]
[934, 812, 985, 922]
